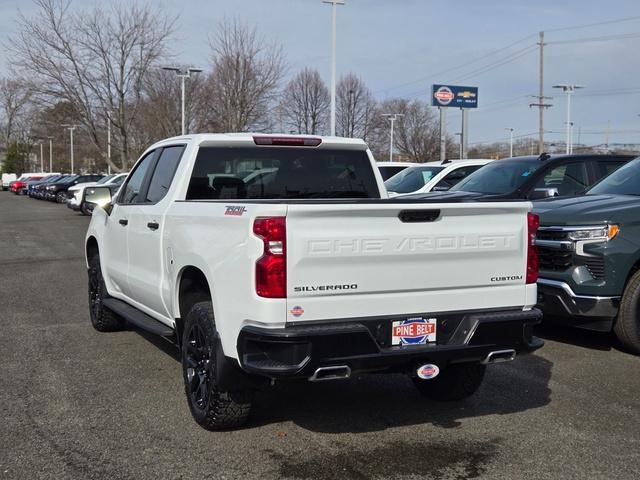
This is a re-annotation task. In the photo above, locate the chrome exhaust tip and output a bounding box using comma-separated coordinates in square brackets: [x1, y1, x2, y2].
[309, 365, 351, 382]
[481, 349, 516, 365]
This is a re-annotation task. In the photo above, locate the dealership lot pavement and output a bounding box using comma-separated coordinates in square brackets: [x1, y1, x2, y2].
[1, 193, 639, 480]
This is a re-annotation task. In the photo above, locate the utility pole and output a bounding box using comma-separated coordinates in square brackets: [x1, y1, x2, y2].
[47, 136, 53, 172]
[162, 66, 204, 135]
[382, 113, 404, 162]
[529, 31, 552, 154]
[605, 119, 611, 151]
[455, 132, 463, 159]
[553, 84, 585, 154]
[61, 124, 77, 174]
[505, 128, 514, 157]
[323, 0, 344, 136]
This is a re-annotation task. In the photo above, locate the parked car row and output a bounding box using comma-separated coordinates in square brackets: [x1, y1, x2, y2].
[2, 171, 130, 216]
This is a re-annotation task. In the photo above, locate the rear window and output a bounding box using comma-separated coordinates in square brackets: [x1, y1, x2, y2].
[186, 147, 380, 199]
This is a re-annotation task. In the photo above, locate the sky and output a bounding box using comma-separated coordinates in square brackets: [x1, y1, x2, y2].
[1, 0, 639, 147]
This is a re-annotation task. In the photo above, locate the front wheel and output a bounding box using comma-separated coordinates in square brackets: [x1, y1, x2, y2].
[88, 255, 124, 332]
[614, 269, 640, 354]
[181, 301, 252, 430]
[412, 362, 486, 401]
[56, 191, 67, 203]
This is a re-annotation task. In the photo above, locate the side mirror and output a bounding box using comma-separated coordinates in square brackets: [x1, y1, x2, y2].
[530, 187, 559, 200]
[84, 186, 113, 215]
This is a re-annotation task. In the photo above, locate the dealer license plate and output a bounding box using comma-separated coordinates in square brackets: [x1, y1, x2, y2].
[391, 317, 437, 346]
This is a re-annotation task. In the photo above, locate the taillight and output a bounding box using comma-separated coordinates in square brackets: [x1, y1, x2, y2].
[253, 136, 322, 147]
[253, 217, 287, 298]
[526, 212, 539, 284]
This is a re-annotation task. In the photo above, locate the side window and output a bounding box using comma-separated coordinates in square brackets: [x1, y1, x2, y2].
[146, 146, 185, 203]
[597, 161, 625, 180]
[534, 162, 588, 196]
[434, 165, 482, 191]
[119, 151, 156, 205]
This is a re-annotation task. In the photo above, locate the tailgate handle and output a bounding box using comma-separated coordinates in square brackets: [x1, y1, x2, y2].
[398, 209, 440, 223]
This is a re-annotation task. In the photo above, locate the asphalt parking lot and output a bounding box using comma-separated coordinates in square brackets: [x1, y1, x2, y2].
[1, 193, 639, 480]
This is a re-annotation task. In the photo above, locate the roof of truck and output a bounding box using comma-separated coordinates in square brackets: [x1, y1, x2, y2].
[148, 133, 368, 151]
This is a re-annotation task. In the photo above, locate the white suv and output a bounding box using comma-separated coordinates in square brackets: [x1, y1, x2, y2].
[385, 159, 493, 197]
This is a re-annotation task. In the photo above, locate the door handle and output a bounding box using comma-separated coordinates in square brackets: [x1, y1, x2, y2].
[147, 221, 159, 231]
[119, 219, 128, 226]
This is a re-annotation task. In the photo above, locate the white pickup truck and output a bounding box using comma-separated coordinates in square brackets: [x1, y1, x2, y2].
[84, 133, 543, 430]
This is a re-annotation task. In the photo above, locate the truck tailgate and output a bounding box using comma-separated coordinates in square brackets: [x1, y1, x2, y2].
[286, 202, 533, 323]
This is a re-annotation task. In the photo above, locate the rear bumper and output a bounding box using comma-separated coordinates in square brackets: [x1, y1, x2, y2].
[236, 308, 543, 380]
[537, 278, 619, 331]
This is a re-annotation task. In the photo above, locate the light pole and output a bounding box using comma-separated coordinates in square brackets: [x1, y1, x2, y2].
[552, 84, 584, 154]
[162, 66, 204, 135]
[455, 132, 463, 159]
[505, 128, 514, 157]
[382, 113, 404, 162]
[39, 141, 44, 172]
[61, 124, 77, 174]
[323, 0, 345, 136]
[47, 136, 53, 172]
[106, 111, 111, 174]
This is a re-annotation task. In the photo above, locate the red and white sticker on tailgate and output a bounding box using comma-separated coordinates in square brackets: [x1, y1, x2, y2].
[392, 317, 437, 346]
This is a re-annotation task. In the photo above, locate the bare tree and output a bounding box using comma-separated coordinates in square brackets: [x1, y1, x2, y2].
[202, 20, 285, 132]
[371, 98, 452, 162]
[8, 0, 175, 170]
[336, 73, 376, 140]
[279, 68, 329, 135]
[0, 78, 32, 147]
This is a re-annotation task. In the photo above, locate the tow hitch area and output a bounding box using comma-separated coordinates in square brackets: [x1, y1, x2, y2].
[416, 363, 440, 380]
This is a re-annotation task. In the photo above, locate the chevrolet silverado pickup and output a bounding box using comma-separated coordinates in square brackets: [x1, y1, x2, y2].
[535, 156, 640, 353]
[84, 133, 542, 430]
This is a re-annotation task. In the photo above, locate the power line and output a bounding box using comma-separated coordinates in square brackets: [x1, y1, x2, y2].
[545, 15, 640, 33]
[547, 32, 640, 45]
[451, 45, 538, 83]
[372, 33, 536, 95]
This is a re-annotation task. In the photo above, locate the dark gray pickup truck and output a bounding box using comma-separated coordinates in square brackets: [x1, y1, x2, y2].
[534, 156, 640, 353]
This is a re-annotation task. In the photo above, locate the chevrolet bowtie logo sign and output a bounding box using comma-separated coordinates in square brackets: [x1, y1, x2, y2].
[458, 91, 477, 99]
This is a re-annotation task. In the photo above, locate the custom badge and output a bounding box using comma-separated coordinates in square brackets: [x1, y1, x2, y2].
[224, 205, 247, 216]
[391, 317, 437, 345]
[290, 306, 304, 317]
[417, 364, 440, 380]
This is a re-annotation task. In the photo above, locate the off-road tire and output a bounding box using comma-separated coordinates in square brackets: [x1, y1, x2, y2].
[88, 255, 124, 332]
[181, 301, 252, 430]
[412, 362, 486, 401]
[614, 269, 640, 354]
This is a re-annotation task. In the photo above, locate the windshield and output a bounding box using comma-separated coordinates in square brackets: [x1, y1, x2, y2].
[61, 175, 79, 184]
[110, 174, 126, 186]
[451, 159, 540, 194]
[588, 157, 640, 195]
[97, 175, 114, 184]
[385, 166, 445, 193]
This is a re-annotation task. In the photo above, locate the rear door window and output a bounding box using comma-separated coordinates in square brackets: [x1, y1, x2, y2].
[534, 162, 589, 196]
[146, 146, 185, 203]
[187, 147, 379, 199]
[597, 160, 626, 180]
[433, 165, 483, 191]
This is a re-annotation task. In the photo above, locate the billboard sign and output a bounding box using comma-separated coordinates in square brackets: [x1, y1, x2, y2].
[431, 84, 478, 108]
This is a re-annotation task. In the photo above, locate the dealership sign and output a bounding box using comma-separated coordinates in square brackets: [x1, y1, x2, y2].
[432, 84, 478, 108]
